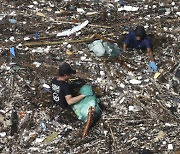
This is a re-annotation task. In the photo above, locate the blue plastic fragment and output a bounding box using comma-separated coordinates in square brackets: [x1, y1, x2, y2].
[9, 19, 17, 23]
[10, 47, 15, 58]
[41, 121, 48, 131]
[35, 32, 39, 39]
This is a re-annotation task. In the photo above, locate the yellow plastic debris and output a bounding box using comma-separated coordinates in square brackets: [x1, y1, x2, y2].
[66, 50, 73, 55]
[44, 132, 58, 143]
[154, 69, 163, 79]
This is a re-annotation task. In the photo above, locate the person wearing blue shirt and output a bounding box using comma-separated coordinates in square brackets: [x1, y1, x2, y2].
[123, 26, 158, 72]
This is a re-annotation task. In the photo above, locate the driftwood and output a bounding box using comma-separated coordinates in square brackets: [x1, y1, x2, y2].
[82, 106, 93, 138]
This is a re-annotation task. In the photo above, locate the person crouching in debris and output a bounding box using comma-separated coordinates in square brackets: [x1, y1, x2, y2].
[123, 25, 158, 72]
[51, 62, 86, 108]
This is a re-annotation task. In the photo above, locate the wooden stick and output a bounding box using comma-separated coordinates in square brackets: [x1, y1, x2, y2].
[23, 34, 116, 47]
[107, 123, 116, 146]
[82, 106, 93, 139]
[23, 37, 93, 47]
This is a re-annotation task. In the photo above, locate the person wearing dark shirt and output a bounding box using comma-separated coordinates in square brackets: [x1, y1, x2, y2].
[51, 63, 85, 108]
[123, 26, 158, 72]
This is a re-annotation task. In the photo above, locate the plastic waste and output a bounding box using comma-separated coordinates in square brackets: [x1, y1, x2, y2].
[9, 19, 17, 23]
[118, 6, 139, 12]
[88, 40, 105, 56]
[44, 132, 58, 142]
[57, 20, 89, 37]
[41, 120, 48, 131]
[102, 42, 121, 56]
[10, 47, 15, 58]
[80, 84, 94, 96]
[88, 40, 121, 57]
[33, 62, 41, 67]
[168, 144, 173, 150]
[43, 83, 51, 92]
[129, 79, 141, 84]
[34, 32, 39, 39]
[71, 85, 101, 122]
[0, 132, 6, 137]
[154, 69, 163, 79]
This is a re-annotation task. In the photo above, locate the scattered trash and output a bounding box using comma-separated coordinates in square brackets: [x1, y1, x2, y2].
[129, 79, 141, 84]
[0, 132, 6, 137]
[43, 83, 51, 92]
[9, 47, 15, 58]
[35, 137, 44, 143]
[9, 19, 17, 24]
[44, 132, 58, 142]
[176, 12, 180, 16]
[33, 62, 41, 67]
[34, 32, 39, 40]
[154, 69, 163, 79]
[88, 40, 105, 56]
[118, 6, 139, 12]
[0, 0, 179, 153]
[168, 144, 173, 150]
[40, 121, 48, 132]
[88, 40, 121, 56]
[57, 20, 89, 37]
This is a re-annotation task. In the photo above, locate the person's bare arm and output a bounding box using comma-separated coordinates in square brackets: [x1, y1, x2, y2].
[123, 43, 127, 52]
[65, 94, 85, 105]
[147, 48, 154, 62]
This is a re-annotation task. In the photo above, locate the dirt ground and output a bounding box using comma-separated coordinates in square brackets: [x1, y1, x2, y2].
[0, 0, 180, 153]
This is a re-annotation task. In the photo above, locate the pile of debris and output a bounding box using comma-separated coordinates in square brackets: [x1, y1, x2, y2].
[0, 0, 179, 153]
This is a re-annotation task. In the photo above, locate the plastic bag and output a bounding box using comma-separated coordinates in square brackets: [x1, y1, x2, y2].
[88, 40, 122, 57]
[71, 85, 101, 122]
[103, 42, 121, 57]
[88, 40, 105, 56]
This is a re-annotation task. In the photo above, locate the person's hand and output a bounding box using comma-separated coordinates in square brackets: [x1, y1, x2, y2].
[149, 61, 158, 72]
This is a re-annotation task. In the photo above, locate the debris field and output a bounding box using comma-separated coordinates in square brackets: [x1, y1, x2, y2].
[0, 0, 180, 153]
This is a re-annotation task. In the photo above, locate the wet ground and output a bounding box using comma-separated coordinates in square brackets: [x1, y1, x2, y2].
[0, 0, 180, 153]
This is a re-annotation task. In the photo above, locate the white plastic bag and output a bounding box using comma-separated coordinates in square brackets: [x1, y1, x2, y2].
[88, 40, 105, 56]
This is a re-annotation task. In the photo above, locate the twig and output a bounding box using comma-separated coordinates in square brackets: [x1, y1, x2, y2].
[82, 106, 93, 139]
[107, 123, 116, 146]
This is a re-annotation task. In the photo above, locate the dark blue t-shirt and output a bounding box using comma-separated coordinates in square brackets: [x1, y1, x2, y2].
[125, 31, 151, 49]
[51, 78, 72, 108]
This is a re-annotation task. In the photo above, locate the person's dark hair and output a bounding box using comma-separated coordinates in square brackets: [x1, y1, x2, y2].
[59, 62, 76, 76]
[135, 26, 146, 39]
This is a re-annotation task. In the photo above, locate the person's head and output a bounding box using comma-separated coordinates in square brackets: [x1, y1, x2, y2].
[135, 26, 146, 41]
[58, 62, 76, 80]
